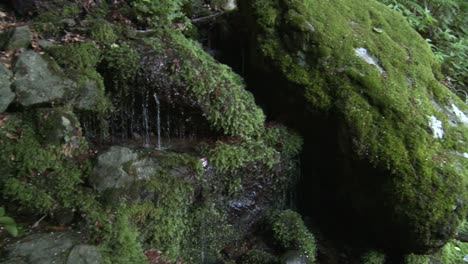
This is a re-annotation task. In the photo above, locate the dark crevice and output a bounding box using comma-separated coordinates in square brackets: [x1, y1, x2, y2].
[199, 11, 418, 261]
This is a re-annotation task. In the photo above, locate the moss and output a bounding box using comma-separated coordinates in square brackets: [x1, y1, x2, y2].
[242, 249, 279, 264]
[245, 0, 468, 250]
[144, 30, 265, 139]
[435, 239, 468, 264]
[46, 42, 110, 113]
[100, 43, 140, 95]
[182, 200, 234, 263]
[269, 210, 316, 262]
[360, 251, 386, 264]
[404, 254, 429, 264]
[128, 0, 188, 28]
[206, 140, 279, 173]
[100, 205, 147, 264]
[88, 20, 118, 43]
[0, 114, 89, 214]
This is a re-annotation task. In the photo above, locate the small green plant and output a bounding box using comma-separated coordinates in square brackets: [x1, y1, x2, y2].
[377, 0, 468, 100]
[0, 207, 18, 237]
[242, 249, 279, 264]
[128, 0, 188, 28]
[361, 250, 386, 264]
[269, 210, 316, 262]
[404, 253, 429, 264]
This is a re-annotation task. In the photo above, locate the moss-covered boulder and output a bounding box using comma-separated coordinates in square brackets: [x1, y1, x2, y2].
[240, 0, 468, 252]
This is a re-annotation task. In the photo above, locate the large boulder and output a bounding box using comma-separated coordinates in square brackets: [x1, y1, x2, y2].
[12, 50, 75, 106]
[240, 0, 468, 253]
[0, 64, 15, 112]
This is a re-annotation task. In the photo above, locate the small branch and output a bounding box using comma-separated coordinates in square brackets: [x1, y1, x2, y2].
[191, 11, 227, 23]
[31, 214, 47, 229]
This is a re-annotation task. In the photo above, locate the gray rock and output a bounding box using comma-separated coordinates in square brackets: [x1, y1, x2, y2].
[75, 79, 103, 111]
[12, 50, 75, 106]
[34, 108, 81, 145]
[0, 64, 15, 112]
[281, 250, 312, 264]
[38, 39, 56, 49]
[0, 232, 77, 264]
[1, 26, 33, 50]
[90, 146, 138, 192]
[130, 158, 160, 181]
[67, 245, 103, 264]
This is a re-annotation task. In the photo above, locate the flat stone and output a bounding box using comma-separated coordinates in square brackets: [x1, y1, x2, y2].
[66, 245, 103, 264]
[0, 232, 77, 264]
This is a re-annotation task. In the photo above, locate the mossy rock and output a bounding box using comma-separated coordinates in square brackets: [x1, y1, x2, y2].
[0, 64, 15, 112]
[241, 0, 468, 252]
[0, 25, 33, 51]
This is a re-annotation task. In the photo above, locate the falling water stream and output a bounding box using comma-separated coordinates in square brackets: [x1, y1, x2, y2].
[143, 91, 150, 147]
[153, 92, 162, 149]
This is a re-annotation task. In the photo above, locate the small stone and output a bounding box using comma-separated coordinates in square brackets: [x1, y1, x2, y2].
[67, 245, 103, 264]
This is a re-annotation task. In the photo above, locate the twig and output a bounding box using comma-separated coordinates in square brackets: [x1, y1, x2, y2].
[191, 11, 227, 23]
[32, 214, 47, 228]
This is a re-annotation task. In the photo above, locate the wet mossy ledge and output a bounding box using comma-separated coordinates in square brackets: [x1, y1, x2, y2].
[238, 0, 468, 255]
[0, 0, 310, 263]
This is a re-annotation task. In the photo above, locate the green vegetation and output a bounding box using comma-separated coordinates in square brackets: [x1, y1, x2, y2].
[404, 253, 429, 264]
[242, 249, 278, 264]
[269, 210, 316, 262]
[0, 114, 89, 213]
[100, 206, 147, 264]
[376, 0, 467, 101]
[128, 0, 188, 28]
[88, 20, 118, 43]
[46, 42, 109, 112]
[436, 239, 468, 263]
[0, 207, 18, 237]
[144, 30, 265, 139]
[361, 251, 386, 264]
[100, 43, 140, 95]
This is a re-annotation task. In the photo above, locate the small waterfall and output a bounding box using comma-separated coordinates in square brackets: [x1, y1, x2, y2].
[166, 112, 171, 144]
[153, 92, 161, 149]
[143, 91, 150, 147]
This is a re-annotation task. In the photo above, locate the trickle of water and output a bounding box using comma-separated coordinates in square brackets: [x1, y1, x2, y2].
[153, 92, 162, 149]
[143, 91, 150, 147]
